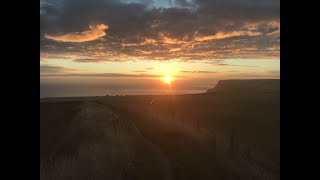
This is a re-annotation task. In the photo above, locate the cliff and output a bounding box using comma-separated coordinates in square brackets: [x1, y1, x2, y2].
[206, 79, 280, 93]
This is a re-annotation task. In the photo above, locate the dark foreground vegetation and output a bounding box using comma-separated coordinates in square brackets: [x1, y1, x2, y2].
[40, 79, 280, 180]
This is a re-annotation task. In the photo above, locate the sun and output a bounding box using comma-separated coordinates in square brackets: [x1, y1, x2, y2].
[164, 76, 171, 84]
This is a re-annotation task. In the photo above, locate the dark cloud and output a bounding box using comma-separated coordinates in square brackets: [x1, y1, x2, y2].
[40, 0, 279, 62]
[195, 0, 279, 20]
[218, 63, 256, 67]
[40, 65, 77, 73]
[73, 57, 108, 63]
[206, 62, 257, 67]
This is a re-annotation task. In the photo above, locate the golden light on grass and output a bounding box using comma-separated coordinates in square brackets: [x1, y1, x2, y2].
[164, 75, 171, 84]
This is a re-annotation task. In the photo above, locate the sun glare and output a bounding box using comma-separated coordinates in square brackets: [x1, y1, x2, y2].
[164, 76, 171, 84]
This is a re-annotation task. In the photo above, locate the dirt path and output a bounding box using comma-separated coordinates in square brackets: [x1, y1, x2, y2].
[92, 100, 174, 180]
[123, 110, 174, 180]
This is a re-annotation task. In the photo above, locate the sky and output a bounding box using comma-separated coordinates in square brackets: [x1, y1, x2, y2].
[40, 0, 280, 97]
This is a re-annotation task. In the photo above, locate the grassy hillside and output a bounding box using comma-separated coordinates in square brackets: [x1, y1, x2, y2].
[40, 79, 280, 179]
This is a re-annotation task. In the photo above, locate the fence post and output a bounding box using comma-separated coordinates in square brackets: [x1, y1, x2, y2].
[235, 136, 238, 155]
[212, 133, 216, 157]
[229, 133, 235, 157]
[247, 145, 251, 162]
[122, 168, 128, 180]
[198, 119, 201, 134]
[171, 110, 174, 121]
[114, 121, 117, 136]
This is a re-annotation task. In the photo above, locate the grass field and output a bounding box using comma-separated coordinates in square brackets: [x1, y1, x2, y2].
[40, 79, 280, 180]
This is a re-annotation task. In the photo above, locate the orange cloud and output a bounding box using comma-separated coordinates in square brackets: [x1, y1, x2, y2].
[266, 21, 280, 36]
[159, 33, 187, 45]
[141, 38, 157, 45]
[136, 50, 152, 54]
[44, 24, 108, 43]
[121, 43, 137, 47]
[194, 31, 262, 41]
[169, 48, 181, 52]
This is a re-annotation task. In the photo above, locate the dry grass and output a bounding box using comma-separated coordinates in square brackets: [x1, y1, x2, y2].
[40, 80, 280, 179]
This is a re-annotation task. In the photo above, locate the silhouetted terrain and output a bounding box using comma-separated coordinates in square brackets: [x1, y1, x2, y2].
[40, 79, 280, 180]
[206, 79, 280, 93]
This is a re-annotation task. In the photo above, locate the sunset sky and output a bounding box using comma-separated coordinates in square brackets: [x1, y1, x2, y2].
[40, 0, 280, 97]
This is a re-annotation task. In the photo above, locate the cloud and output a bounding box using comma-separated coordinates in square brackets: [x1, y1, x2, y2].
[169, 48, 182, 52]
[194, 31, 262, 41]
[40, 0, 279, 62]
[207, 62, 257, 67]
[132, 70, 147, 73]
[40, 65, 78, 73]
[73, 57, 107, 63]
[44, 24, 108, 42]
[120, 0, 199, 10]
[180, 70, 217, 73]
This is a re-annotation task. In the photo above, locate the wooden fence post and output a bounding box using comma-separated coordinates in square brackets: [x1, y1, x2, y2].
[247, 145, 251, 162]
[197, 119, 200, 134]
[212, 134, 216, 157]
[235, 137, 238, 155]
[229, 133, 235, 157]
[122, 168, 128, 180]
